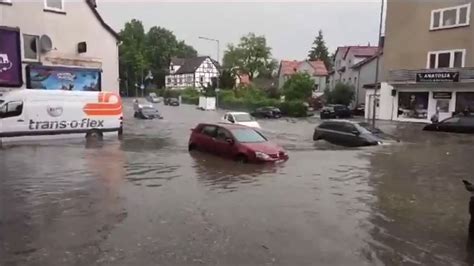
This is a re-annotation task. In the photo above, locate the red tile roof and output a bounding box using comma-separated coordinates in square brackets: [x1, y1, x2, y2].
[279, 60, 328, 76]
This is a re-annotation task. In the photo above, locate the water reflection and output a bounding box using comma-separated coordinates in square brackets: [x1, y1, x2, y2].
[190, 151, 279, 191]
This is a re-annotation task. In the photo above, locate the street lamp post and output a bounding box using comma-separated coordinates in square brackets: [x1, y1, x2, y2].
[199, 36, 221, 110]
[372, 0, 385, 128]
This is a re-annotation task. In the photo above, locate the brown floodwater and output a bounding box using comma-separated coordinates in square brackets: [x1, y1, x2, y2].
[1, 99, 474, 266]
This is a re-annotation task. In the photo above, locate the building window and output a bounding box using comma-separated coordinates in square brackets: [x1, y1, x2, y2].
[431, 4, 470, 30]
[23, 34, 39, 61]
[44, 0, 64, 11]
[167, 77, 171, 84]
[200, 76, 204, 83]
[398, 92, 429, 120]
[427, 49, 465, 69]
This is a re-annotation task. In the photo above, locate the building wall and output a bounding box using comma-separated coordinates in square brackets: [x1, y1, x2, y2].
[278, 62, 327, 91]
[0, 1, 119, 92]
[355, 55, 384, 105]
[330, 50, 370, 89]
[384, 0, 474, 79]
[194, 58, 219, 88]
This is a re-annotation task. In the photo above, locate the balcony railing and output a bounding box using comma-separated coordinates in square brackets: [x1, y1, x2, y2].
[388, 67, 474, 83]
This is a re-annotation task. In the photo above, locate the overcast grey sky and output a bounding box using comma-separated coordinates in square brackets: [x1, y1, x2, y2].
[97, 1, 383, 61]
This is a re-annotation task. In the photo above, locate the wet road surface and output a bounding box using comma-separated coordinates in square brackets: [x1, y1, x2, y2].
[2, 99, 474, 265]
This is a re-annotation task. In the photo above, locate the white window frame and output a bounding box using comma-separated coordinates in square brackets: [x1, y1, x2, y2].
[430, 3, 471, 30]
[426, 49, 466, 69]
[22, 34, 40, 62]
[44, 0, 65, 12]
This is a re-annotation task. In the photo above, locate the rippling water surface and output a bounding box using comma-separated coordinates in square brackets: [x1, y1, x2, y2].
[2, 99, 474, 265]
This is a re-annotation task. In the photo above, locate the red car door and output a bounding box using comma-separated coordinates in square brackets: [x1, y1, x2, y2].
[196, 125, 218, 153]
[214, 127, 236, 158]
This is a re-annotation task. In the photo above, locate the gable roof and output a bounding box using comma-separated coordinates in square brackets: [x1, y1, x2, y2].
[171, 57, 185, 66]
[279, 60, 328, 76]
[173, 56, 218, 75]
[85, 0, 120, 40]
[334, 46, 378, 60]
[351, 50, 383, 69]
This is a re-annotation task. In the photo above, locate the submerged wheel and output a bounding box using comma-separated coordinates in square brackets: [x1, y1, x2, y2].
[188, 143, 197, 151]
[235, 154, 248, 164]
[86, 129, 103, 141]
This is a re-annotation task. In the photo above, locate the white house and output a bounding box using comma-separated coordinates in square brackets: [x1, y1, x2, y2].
[329, 46, 379, 90]
[165, 56, 220, 89]
[277, 60, 328, 92]
[0, 0, 119, 93]
[350, 52, 383, 105]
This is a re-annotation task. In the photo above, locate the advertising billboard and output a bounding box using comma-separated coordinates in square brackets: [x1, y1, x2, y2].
[26, 65, 101, 91]
[0, 27, 22, 87]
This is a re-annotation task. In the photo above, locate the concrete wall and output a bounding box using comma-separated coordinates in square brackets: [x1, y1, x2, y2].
[0, 1, 119, 92]
[384, 0, 474, 79]
[365, 82, 395, 120]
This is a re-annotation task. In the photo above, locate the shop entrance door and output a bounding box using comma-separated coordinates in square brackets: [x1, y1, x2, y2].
[436, 99, 451, 121]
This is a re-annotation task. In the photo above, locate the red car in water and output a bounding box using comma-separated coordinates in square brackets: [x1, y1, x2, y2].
[188, 123, 289, 163]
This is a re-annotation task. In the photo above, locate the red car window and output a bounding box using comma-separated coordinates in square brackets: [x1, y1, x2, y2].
[201, 125, 217, 137]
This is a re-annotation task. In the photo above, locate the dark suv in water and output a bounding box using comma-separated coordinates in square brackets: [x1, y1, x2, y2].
[320, 105, 352, 119]
[313, 120, 395, 147]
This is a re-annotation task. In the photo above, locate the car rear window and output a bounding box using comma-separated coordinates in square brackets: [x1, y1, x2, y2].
[234, 113, 253, 122]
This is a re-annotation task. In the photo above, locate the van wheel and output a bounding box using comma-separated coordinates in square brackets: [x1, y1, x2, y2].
[235, 154, 248, 164]
[86, 129, 103, 141]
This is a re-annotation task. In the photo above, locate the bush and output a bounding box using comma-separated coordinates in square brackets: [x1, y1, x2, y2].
[163, 89, 181, 98]
[283, 73, 314, 101]
[278, 101, 308, 117]
[326, 82, 355, 106]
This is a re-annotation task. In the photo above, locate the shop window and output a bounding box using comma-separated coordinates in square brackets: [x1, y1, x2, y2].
[23, 34, 39, 61]
[456, 92, 474, 113]
[398, 92, 429, 119]
[431, 4, 470, 30]
[427, 50, 465, 69]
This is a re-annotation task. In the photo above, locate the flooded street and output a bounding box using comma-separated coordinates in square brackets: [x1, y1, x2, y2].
[2, 99, 474, 265]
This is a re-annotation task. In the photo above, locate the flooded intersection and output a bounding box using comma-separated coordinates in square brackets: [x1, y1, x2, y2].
[1, 101, 474, 265]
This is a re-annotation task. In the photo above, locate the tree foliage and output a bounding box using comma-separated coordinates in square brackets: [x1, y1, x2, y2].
[119, 20, 197, 95]
[308, 30, 332, 70]
[325, 82, 355, 106]
[219, 70, 236, 89]
[223, 33, 277, 80]
[283, 73, 314, 101]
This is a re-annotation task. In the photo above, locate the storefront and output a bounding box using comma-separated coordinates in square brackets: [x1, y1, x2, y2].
[367, 70, 474, 122]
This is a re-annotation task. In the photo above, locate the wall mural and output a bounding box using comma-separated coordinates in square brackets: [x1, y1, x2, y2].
[0, 27, 22, 87]
[26, 65, 101, 91]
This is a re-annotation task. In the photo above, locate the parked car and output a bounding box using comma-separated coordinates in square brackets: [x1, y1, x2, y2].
[313, 120, 395, 147]
[188, 123, 289, 163]
[320, 105, 352, 119]
[164, 97, 180, 106]
[222, 112, 261, 129]
[251, 106, 282, 119]
[352, 104, 365, 116]
[146, 92, 161, 103]
[134, 104, 163, 120]
[423, 115, 474, 134]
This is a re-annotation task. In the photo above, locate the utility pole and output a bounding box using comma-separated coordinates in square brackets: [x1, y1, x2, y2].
[372, 0, 385, 128]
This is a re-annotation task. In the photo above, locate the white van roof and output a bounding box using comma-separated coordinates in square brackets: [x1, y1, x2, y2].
[0, 89, 106, 101]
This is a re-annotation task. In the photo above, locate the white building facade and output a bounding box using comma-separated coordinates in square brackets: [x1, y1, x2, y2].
[0, 0, 119, 93]
[165, 56, 220, 89]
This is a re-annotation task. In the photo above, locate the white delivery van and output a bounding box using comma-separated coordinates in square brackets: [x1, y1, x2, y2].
[0, 89, 123, 144]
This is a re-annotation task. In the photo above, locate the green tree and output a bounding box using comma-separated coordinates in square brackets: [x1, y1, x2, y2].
[283, 73, 314, 101]
[219, 70, 236, 89]
[119, 20, 198, 93]
[119, 19, 148, 96]
[308, 30, 332, 70]
[223, 33, 276, 80]
[327, 82, 355, 106]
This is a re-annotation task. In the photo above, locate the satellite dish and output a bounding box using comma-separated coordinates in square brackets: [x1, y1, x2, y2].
[40, 35, 53, 53]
